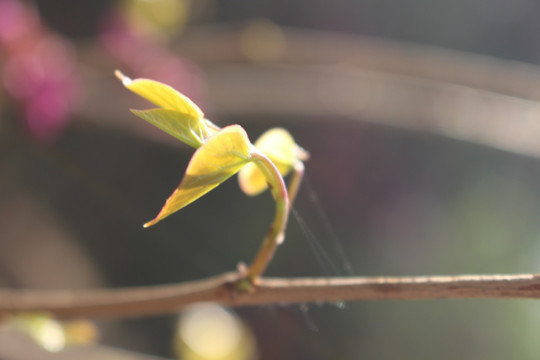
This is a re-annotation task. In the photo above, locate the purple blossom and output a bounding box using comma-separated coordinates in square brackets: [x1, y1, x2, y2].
[0, 0, 80, 142]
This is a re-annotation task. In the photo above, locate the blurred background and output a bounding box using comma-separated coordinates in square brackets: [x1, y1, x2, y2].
[3, 0, 540, 359]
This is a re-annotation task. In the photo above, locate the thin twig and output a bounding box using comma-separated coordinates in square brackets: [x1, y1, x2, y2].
[1, 273, 540, 319]
[245, 149, 290, 281]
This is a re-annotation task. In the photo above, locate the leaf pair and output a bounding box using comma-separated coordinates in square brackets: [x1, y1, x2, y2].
[116, 71, 305, 227]
[116, 70, 214, 148]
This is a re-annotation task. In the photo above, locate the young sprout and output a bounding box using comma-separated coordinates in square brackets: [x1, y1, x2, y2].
[116, 70, 308, 282]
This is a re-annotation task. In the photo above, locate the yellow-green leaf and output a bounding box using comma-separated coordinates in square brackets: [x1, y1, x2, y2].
[253, 128, 298, 165]
[238, 162, 291, 196]
[121, 75, 204, 119]
[131, 108, 209, 148]
[144, 125, 252, 227]
[238, 128, 301, 196]
[116, 71, 216, 146]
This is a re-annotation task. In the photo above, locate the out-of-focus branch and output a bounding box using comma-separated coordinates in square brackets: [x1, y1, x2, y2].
[1, 273, 540, 319]
[176, 26, 540, 102]
[80, 26, 540, 159]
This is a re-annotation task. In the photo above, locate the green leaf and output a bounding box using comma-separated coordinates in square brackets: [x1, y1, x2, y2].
[124, 77, 204, 119]
[238, 128, 303, 196]
[131, 108, 209, 148]
[253, 128, 298, 165]
[116, 71, 216, 146]
[144, 125, 252, 227]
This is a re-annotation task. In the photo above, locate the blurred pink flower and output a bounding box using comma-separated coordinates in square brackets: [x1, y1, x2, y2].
[0, 0, 39, 46]
[0, 0, 80, 142]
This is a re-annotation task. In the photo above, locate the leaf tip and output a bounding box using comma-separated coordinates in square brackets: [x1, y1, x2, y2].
[115, 70, 132, 86]
[297, 146, 310, 161]
[143, 220, 156, 228]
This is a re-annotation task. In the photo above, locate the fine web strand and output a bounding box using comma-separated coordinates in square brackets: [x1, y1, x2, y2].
[268, 174, 356, 328]
[291, 203, 351, 312]
[289, 206, 348, 329]
[303, 175, 355, 276]
[300, 304, 319, 332]
[291, 206, 342, 277]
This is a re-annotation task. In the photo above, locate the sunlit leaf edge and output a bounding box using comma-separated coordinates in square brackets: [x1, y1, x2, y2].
[144, 125, 252, 227]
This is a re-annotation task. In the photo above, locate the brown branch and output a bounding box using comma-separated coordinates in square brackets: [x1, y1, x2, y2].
[1, 273, 540, 319]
